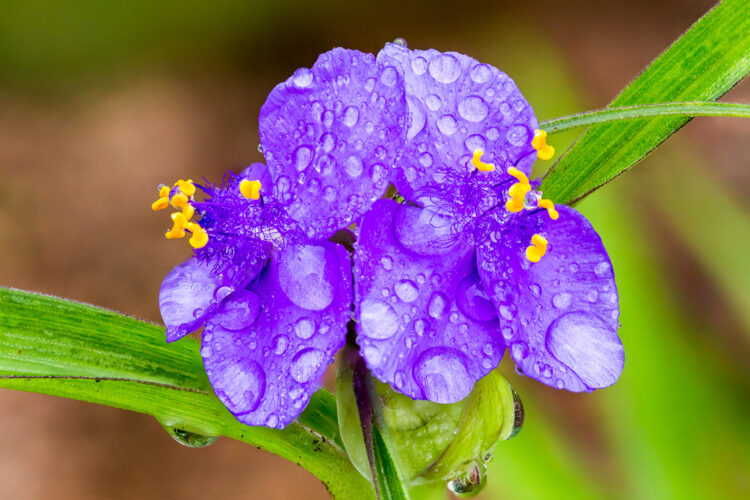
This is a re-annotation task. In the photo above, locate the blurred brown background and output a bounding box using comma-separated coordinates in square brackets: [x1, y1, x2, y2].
[1, 1, 748, 499]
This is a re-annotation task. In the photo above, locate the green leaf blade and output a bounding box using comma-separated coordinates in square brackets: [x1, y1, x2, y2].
[541, 0, 750, 204]
[0, 288, 370, 500]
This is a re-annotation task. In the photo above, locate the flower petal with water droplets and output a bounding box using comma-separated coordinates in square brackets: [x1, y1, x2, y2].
[354, 199, 504, 403]
[475, 206, 623, 391]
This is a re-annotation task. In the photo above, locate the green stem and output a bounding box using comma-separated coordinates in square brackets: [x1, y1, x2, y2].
[540, 102, 750, 134]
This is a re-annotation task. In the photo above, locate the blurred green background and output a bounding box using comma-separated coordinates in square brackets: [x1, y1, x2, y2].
[0, 0, 747, 498]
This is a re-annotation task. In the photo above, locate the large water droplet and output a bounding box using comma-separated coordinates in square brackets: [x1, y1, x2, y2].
[437, 114, 458, 135]
[507, 388, 524, 439]
[447, 460, 487, 497]
[292, 67, 313, 88]
[545, 312, 624, 388]
[344, 155, 363, 177]
[290, 348, 325, 383]
[594, 261, 612, 278]
[406, 95, 426, 140]
[428, 53, 461, 83]
[506, 125, 529, 146]
[272, 334, 289, 355]
[427, 292, 449, 319]
[392, 37, 407, 46]
[380, 65, 399, 87]
[394, 279, 419, 303]
[413, 347, 473, 403]
[294, 317, 316, 339]
[425, 93, 442, 111]
[213, 291, 260, 331]
[342, 106, 359, 127]
[360, 299, 399, 339]
[552, 292, 572, 310]
[161, 423, 219, 448]
[278, 243, 337, 311]
[293, 145, 314, 171]
[469, 63, 493, 83]
[458, 95, 489, 122]
[209, 359, 266, 415]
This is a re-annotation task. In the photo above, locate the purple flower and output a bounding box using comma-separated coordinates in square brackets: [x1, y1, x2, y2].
[352, 43, 624, 404]
[155, 47, 408, 428]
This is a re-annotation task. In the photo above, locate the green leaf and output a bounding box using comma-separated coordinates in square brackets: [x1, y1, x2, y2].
[372, 425, 411, 500]
[0, 288, 372, 500]
[540, 101, 750, 134]
[540, 0, 750, 204]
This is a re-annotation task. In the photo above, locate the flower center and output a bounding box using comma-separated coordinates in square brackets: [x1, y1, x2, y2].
[151, 179, 208, 249]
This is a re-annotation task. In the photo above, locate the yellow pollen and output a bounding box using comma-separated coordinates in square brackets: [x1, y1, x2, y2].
[471, 150, 495, 172]
[159, 185, 171, 198]
[165, 212, 188, 239]
[174, 179, 196, 197]
[187, 222, 209, 248]
[525, 234, 548, 263]
[240, 179, 262, 200]
[531, 129, 555, 161]
[506, 167, 532, 213]
[151, 197, 169, 211]
[537, 198, 559, 220]
[181, 203, 195, 221]
[171, 193, 189, 209]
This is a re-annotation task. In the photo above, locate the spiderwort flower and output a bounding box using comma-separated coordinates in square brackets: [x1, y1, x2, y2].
[153, 47, 408, 428]
[353, 43, 624, 404]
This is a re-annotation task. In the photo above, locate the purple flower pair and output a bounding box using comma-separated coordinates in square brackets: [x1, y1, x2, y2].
[155, 43, 624, 429]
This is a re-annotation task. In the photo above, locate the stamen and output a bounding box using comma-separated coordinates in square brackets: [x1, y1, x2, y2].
[187, 222, 209, 248]
[471, 150, 495, 172]
[525, 234, 548, 263]
[171, 193, 189, 209]
[174, 179, 196, 197]
[151, 184, 171, 211]
[181, 203, 195, 221]
[505, 167, 531, 213]
[537, 198, 559, 220]
[165, 212, 188, 239]
[239, 179, 262, 200]
[531, 129, 555, 161]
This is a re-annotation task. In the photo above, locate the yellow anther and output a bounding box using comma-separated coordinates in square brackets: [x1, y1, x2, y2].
[181, 203, 195, 221]
[171, 193, 189, 209]
[165, 212, 188, 239]
[159, 185, 171, 198]
[240, 179, 262, 200]
[187, 222, 209, 249]
[525, 234, 548, 263]
[505, 197, 525, 213]
[174, 179, 196, 197]
[471, 150, 495, 172]
[537, 198, 559, 220]
[151, 197, 169, 211]
[531, 129, 555, 161]
[507, 167, 530, 186]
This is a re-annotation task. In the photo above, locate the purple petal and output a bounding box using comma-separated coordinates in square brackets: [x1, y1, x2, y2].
[259, 47, 408, 239]
[476, 206, 623, 391]
[201, 240, 351, 428]
[353, 199, 504, 404]
[159, 257, 255, 342]
[377, 43, 538, 201]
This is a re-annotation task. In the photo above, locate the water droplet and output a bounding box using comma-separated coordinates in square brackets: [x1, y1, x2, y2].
[379, 66, 398, 87]
[161, 424, 219, 448]
[413, 347, 473, 403]
[437, 114, 458, 135]
[506, 125, 529, 146]
[363, 345, 383, 366]
[320, 132, 336, 152]
[529, 283, 541, 298]
[428, 53, 461, 83]
[342, 106, 359, 127]
[418, 152, 434, 167]
[213, 291, 260, 331]
[464, 134, 486, 153]
[594, 261, 612, 278]
[458, 95, 489, 122]
[545, 312, 624, 388]
[294, 317, 316, 339]
[427, 292, 449, 319]
[344, 155, 363, 177]
[293, 145, 314, 171]
[292, 67, 313, 88]
[265, 414, 279, 428]
[425, 94, 442, 111]
[510, 342, 529, 361]
[257, 143, 263, 153]
[321, 109, 334, 128]
[586, 290, 599, 303]
[360, 299, 399, 339]
[552, 292, 572, 310]
[410, 56, 428, 75]
[277, 243, 336, 311]
[508, 388, 524, 439]
[376, 256, 392, 272]
[272, 335, 289, 355]
[392, 37, 407, 46]
[394, 279, 419, 302]
[290, 348, 325, 383]
[469, 63, 493, 83]
[209, 360, 266, 414]
[447, 460, 487, 497]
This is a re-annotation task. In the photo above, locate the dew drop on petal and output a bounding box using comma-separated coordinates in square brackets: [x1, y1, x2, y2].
[552, 292, 572, 310]
[342, 106, 360, 127]
[414, 347, 473, 403]
[294, 317, 316, 339]
[292, 68, 313, 88]
[411, 56, 428, 75]
[344, 155, 363, 177]
[595, 261, 612, 278]
[427, 292, 449, 319]
[293, 145, 314, 171]
[428, 53, 461, 83]
[469, 63, 493, 83]
[458, 96, 489, 122]
[506, 125, 529, 146]
[272, 335, 289, 355]
[394, 279, 419, 303]
[425, 93, 442, 111]
[290, 348, 325, 384]
[545, 312, 624, 388]
[437, 114, 458, 135]
[212, 360, 266, 415]
[360, 299, 399, 339]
